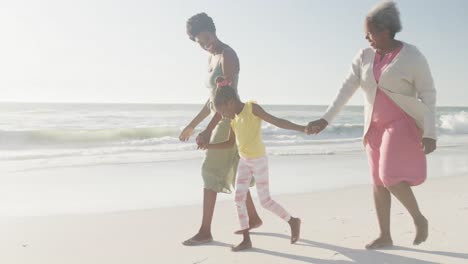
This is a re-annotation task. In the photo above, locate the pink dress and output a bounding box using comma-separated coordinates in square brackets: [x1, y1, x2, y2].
[365, 45, 427, 187]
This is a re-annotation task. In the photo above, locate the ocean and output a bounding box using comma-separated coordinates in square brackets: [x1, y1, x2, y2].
[1, 102, 468, 171]
[1, 102, 468, 215]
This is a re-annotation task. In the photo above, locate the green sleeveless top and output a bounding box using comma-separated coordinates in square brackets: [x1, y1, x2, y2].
[205, 47, 239, 113]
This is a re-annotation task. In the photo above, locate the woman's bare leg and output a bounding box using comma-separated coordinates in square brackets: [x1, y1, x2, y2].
[366, 185, 393, 249]
[388, 182, 428, 245]
[184, 189, 263, 244]
[182, 188, 216, 245]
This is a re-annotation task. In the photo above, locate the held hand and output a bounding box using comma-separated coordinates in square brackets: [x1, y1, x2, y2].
[422, 138, 436, 154]
[196, 130, 212, 149]
[306, 119, 329, 135]
[197, 143, 209, 150]
[179, 126, 194, 142]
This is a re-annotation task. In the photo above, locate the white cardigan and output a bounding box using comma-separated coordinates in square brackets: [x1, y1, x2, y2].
[322, 42, 437, 141]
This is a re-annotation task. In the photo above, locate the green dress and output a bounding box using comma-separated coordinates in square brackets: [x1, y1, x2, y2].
[201, 47, 252, 193]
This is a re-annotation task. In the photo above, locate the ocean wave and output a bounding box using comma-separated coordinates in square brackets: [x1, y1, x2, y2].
[1, 111, 468, 150]
[0, 127, 181, 148]
[0, 143, 198, 161]
[439, 111, 468, 134]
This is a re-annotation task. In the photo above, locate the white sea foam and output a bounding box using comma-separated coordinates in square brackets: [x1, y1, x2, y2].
[1, 103, 467, 170]
[440, 111, 468, 134]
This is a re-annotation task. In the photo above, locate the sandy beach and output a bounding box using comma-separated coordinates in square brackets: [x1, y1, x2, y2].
[1, 106, 467, 264]
[1, 160, 467, 264]
[2, 0, 468, 263]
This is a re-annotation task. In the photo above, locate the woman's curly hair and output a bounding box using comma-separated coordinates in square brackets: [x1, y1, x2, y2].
[186, 12, 216, 41]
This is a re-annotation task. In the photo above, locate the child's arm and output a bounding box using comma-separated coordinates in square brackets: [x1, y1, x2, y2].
[205, 128, 236, 149]
[252, 103, 306, 133]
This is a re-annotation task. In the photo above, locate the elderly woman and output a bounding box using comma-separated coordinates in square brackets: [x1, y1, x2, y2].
[307, 1, 436, 249]
[179, 13, 262, 246]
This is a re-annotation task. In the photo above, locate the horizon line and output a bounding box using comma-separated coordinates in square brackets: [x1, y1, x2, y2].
[0, 101, 466, 108]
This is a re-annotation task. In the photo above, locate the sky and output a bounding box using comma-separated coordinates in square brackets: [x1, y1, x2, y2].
[0, 0, 467, 106]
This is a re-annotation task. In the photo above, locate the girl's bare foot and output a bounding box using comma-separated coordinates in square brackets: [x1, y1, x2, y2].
[182, 232, 213, 246]
[288, 217, 301, 244]
[231, 238, 252, 252]
[232, 229, 252, 252]
[365, 235, 393, 249]
[413, 215, 428, 245]
[234, 219, 263, 234]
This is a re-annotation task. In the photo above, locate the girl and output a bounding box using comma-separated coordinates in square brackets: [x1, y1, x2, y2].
[201, 81, 304, 251]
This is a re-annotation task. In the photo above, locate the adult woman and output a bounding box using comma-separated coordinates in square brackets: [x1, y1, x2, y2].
[179, 13, 262, 246]
[307, 1, 436, 249]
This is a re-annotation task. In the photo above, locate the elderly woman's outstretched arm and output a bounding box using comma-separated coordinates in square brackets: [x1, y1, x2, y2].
[307, 50, 363, 134]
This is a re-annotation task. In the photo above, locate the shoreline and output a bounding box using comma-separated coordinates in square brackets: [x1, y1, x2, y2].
[1, 174, 467, 264]
[3, 172, 467, 219]
[1, 147, 467, 217]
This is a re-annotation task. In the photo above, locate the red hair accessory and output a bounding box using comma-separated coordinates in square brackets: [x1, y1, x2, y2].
[216, 79, 232, 88]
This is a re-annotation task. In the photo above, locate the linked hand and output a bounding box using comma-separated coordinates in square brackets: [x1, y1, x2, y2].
[306, 119, 329, 135]
[196, 130, 212, 150]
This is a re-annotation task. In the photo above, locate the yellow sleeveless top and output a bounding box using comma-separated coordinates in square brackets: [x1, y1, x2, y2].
[231, 101, 266, 158]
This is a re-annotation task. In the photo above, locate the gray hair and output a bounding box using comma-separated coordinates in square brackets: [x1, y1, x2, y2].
[366, 1, 402, 38]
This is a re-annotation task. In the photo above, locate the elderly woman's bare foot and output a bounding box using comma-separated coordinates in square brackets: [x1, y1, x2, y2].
[231, 238, 252, 252]
[289, 217, 301, 244]
[365, 235, 393, 249]
[234, 219, 263, 234]
[413, 215, 428, 245]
